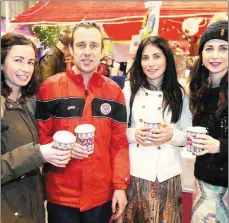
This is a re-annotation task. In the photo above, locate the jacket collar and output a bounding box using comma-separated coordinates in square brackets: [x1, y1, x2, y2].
[66, 63, 105, 87]
[4, 96, 25, 111]
[140, 87, 163, 96]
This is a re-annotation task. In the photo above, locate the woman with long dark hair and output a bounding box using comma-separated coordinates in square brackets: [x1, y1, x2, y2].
[189, 21, 228, 222]
[121, 36, 192, 222]
[1, 33, 71, 223]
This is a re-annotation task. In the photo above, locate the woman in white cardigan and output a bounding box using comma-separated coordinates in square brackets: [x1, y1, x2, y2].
[121, 36, 192, 223]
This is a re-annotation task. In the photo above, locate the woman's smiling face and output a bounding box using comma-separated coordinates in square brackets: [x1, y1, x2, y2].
[202, 39, 228, 77]
[141, 44, 166, 82]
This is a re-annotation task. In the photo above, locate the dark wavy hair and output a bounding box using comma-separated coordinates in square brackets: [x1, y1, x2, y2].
[1, 32, 39, 98]
[189, 55, 228, 118]
[128, 36, 184, 123]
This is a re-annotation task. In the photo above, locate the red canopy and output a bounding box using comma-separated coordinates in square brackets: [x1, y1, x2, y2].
[10, 1, 146, 24]
[10, 1, 227, 40]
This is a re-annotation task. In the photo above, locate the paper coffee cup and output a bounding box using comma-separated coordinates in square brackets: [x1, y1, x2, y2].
[74, 124, 95, 154]
[186, 126, 207, 153]
[143, 121, 161, 129]
[53, 130, 76, 151]
[143, 119, 161, 144]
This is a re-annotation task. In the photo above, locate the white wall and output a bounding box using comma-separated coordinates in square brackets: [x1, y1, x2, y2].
[112, 42, 133, 62]
[1, 1, 35, 19]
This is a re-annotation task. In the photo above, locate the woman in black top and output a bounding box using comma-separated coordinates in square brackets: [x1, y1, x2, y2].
[189, 21, 228, 222]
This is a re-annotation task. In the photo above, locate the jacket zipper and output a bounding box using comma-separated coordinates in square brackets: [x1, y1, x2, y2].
[85, 89, 88, 97]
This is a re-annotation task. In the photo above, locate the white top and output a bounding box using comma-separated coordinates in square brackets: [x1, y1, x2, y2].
[123, 81, 193, 182]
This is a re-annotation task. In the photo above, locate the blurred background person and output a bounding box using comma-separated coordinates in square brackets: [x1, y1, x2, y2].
[39, 33, 71, 83]
[189, 36, 199, 57]
[100, 56, 110, 77]
[189, 20, 228, 223]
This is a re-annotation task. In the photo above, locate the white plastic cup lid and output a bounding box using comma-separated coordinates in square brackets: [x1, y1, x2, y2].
[144, 120, 160, 124]
[53, 130, 76, 143]
[187, 126, 207, 134]
[74, 124, 95, 134]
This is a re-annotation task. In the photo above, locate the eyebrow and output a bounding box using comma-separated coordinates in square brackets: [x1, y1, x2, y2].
[142, 53, 162, 56]
[75, 41, 85, 45]
[14, 56, 35, 61]
[204, 44, 228, 47]
[75, 41, 100, 45]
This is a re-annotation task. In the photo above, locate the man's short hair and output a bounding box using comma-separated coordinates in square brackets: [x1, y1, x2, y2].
[70, 22, 104, 49]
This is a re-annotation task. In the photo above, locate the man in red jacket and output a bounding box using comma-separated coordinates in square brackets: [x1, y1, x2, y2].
[36, 22, 130, 223]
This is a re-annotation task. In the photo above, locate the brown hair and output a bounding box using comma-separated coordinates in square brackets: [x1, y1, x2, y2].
[70, 22, 104, 49]
[1, 32, 39, 97]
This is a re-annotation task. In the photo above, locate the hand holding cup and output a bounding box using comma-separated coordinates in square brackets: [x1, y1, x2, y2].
[147, 124, 173, 145]
[40, 142, 72, 168]
[71, 143, 90, 160]
[74, 124, 95, 158]
[46, 130, 76, 167]
[191, 134, 220, 156]
[186, 126, 208, 154]
[135, 127, 152, 146]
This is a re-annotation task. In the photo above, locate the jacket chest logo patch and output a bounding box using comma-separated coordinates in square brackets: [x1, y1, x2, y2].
[100, 103, 111, 115]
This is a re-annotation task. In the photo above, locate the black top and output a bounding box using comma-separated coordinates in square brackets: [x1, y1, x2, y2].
[193, 87, 228, 187]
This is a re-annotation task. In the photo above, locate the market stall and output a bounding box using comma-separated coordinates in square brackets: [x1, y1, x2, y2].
[10, 1, 227, 41]
[9, 1, 227, 64]
[9, 2, 228, 222]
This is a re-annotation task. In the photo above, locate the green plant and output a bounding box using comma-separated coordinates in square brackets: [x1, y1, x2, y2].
[30, 25, 60, 46]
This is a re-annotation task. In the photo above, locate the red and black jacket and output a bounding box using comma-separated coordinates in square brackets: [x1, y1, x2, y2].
[36, 66, 130, 211]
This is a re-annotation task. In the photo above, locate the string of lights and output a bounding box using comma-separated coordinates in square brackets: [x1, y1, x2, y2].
[160, 12, 226, 18]
[10, 11, 225, 26]
[20, 2, 49, 17]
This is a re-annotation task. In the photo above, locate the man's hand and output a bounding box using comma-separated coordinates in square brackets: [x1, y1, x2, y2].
[71, 143, 89, 159]
[111, 190, 127, 220]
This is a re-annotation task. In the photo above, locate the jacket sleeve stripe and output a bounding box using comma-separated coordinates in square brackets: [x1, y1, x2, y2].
[94, 97, 126, 107]
[92, 98, 127, 123]
[36, 97, 85, 121]
[36, 97, 127, 123]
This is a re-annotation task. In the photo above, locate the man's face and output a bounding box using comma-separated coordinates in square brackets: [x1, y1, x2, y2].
[69, 27, 103, 76]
